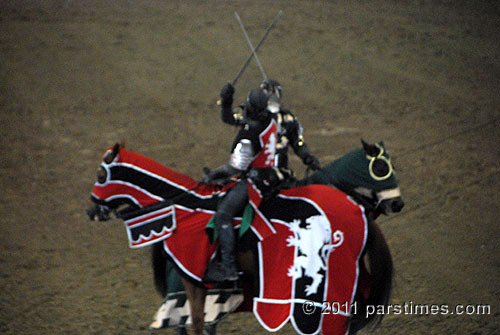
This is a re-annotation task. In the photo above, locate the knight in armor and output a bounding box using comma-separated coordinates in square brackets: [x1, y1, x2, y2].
[221, 79, 320, 172]
[202, 85, 278, 283]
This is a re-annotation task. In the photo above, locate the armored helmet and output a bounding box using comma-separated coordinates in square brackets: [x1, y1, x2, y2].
[260, 79, 282, 100]
[244, 89, 270, 120]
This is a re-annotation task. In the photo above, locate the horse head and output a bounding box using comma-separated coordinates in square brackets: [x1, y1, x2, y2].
[87, 142, 159, 221]
[312, 139, 404, 218]
[86, 143, 123, 221]
[86, 142, 222, 222]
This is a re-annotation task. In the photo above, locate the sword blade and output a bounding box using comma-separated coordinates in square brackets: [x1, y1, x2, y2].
[234, 11, 268, 81]
[231, 10, 282, 85]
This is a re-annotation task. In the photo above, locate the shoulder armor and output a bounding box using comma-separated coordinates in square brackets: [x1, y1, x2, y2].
[229, 139, 254, 170]
[279, 109, 296, 123]
[233, 106, 244, 121]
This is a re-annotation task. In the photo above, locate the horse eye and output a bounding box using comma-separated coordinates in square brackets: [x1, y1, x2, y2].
[97, 166, 107, 184]
[372, 159, 390, 178]
[103, 152, 114, 164]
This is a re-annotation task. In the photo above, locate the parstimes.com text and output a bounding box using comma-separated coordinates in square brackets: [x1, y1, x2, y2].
[363, 301, 491, 317]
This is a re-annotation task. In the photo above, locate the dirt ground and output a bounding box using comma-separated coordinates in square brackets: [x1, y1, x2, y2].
[1, 0, 499, 334]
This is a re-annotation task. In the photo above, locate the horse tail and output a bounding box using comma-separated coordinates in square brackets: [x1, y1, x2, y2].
[151, 242, 168, 297]
[349, 220, 394, 334]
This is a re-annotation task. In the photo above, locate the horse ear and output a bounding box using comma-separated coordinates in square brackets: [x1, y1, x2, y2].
[104, 143, 120, 164]
[361, 139, 380, 157]
[112, 143, 120, 156]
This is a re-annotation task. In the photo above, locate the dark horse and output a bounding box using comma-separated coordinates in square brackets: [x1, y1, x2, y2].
[87, 140, 403, 335]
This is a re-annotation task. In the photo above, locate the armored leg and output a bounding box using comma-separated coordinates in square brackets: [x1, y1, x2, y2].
[204, 180, 248, 282]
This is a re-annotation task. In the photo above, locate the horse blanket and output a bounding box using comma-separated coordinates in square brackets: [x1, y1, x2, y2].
[150, 288, 244, 329]
[155, 185, 368, 335]
[253, 186, 368, 335]
[91, 147, 369, 334]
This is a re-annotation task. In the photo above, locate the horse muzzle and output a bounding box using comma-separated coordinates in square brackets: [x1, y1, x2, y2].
[86, 203, 111, 221]
[379, 197, 404, 215]
[390, 198, 405, 213]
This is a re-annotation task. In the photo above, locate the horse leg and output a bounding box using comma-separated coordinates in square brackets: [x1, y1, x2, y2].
[176, 327, 188, 335]
[349, 221, 393, 334]
[181, 277, 207, 335]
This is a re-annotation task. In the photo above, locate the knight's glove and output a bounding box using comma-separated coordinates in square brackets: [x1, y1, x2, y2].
[201, 166, 214, 184]
[278, 167, 296, 182]
[220, 82, 235, 108]
[201, 164, 241, 184]
[304, 155, 321, 171]
[249, 167, 292, 199]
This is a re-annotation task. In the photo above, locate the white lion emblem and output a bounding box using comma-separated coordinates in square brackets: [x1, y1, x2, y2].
[286, 215, 344, 296]
[264, 132, 277, 166]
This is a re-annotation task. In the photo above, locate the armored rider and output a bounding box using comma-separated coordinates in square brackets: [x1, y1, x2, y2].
[202, 84, 278, 282]
[221, 79, 320, 172]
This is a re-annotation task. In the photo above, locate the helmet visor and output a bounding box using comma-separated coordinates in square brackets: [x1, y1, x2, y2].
[267, 93, 280, 113]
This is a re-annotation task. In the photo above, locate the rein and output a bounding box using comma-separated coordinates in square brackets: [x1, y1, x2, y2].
[304, 165, 322, 179]
[114, 179, 235, 220]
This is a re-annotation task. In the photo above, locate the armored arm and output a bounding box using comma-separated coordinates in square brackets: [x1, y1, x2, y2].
[220, 83, 245, 126]
[203, 164, 242, 183]
[288, 114, 321, 170]
[221, 106, 245, 126]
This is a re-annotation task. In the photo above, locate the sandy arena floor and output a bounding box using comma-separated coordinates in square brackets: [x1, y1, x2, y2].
[0, 1, 498, 334]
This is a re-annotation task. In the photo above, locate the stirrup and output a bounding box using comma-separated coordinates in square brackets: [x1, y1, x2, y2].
[203, 259, 239, 283]
[223, 266, 239, 282]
